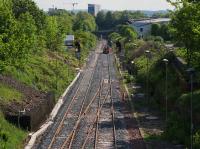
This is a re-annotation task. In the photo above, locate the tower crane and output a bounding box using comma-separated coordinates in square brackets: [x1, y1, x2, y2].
[64, 2, 78, 12]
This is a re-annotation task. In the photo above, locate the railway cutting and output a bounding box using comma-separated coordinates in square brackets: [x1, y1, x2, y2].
[33, 41, 146, 149]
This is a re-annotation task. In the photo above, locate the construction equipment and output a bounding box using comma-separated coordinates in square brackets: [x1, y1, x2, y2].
[63, 2, 78, 12]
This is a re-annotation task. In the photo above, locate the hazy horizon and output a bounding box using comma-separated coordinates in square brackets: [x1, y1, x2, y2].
[33, 0, 174, 11]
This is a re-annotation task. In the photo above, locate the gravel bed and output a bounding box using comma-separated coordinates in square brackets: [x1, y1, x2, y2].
[34, 42, 146, 149]
[33, 50, 99, 149]
[70, 52, 103, 148]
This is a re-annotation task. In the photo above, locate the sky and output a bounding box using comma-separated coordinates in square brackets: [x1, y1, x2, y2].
[33, 0, 174, 11]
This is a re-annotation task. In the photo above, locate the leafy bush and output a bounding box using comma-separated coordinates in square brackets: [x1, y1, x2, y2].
[124, 72, 135, 83]
[178, 90, 200, 125]
[0, 113, 27, 149]
[164, 112, 190, 145]
[108, 32, 122, 42]
[194, 131, 200, 149]
[74, 31, 97, 62]
[151, 23, 172, 41]
[117, 25, 137, 42]
[154, 36, 164, 42]
[132, 51, 190, 147]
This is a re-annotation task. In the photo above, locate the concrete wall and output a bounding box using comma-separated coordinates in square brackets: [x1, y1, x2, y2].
[5, 92, 55, 131]
[131, 24, 152, 38]
[30, 92, 55, 131]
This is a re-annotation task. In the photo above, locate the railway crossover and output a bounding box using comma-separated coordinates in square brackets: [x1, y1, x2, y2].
[34, 41, 145, 149]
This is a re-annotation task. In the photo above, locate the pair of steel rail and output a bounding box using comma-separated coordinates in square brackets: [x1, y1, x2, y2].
[47, 53, 116, 149]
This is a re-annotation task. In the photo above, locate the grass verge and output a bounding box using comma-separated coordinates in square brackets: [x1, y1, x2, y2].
[0, 83, 23, 103]
[3, 51, 78, 99]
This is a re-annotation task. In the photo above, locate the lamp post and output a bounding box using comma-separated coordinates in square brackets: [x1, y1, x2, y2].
[131, 60, 134, 75]
[163, 59, 169, 122]
[145, 50, 151, 106]
[186, 67, 195, 149]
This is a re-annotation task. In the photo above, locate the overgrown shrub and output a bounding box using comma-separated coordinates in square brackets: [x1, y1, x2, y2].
[194, 131, 200, 148]
[164, 112, 190, 146]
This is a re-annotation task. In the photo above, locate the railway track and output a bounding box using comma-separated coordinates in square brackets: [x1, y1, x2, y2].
[34, 41, 145, 149]
[94, 54, 116, 149]
[67, 53, 117, 149]
[46, 48, 101, 149]
[47, 53, 117, 149]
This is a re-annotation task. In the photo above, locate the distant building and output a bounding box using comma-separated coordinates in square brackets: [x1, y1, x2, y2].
[129, 18, 171, 38]
[88, 4, 100, 16]
[48, 7, 66, 14]
[48, 8, 57, 13]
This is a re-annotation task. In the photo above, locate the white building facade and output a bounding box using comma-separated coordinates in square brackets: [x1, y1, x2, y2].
[129, 18, 171, 38]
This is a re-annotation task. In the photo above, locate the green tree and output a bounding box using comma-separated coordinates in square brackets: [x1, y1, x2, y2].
[73, 12, 96, 32]
[0, 12, 37, 67]
[104, 11, 115, 29]
[152, 12, 170, 18]
[48, 9, 71, 16]
[131, 11, 147, 19]
[118, 11, 146, 25]
[11, 0, 47, 51]
[96, 11, 106, 30]
[75, 31, 96, 49]
[96, 11, 119, 29]
[167, 0, 198, 8]
[48, 9, 73, 35]
[45, 16, 61, 51]
[96, 10, 147, 30]
[159, 24, 171, 41]
[119, 11, 130, 23]
[12, 0, 46, 31]
[108, 32, 122, 42]
[170, 2, 200, 65]
[8, 12, 38, 65]
[151, 23, 172, 41]
[0, 0, 21, 67]
[56, 14, 73, 35]
[151, 23, 161, 36]
[117, 25, 137, 42]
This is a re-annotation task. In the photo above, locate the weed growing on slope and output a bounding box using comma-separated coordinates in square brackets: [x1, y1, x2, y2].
[0, 83, 23, 103]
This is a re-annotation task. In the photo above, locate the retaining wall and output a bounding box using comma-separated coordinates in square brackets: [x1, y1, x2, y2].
[5, 92, 55, 131]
